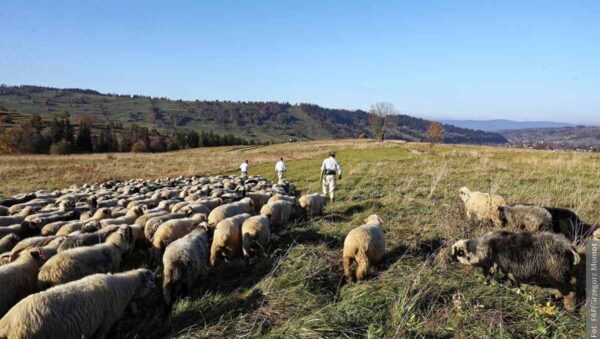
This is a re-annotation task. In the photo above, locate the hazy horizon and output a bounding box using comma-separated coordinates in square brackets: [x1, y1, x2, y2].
[1, 1, 599, 124]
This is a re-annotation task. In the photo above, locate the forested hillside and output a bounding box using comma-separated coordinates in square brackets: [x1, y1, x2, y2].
[0, 85, 507, 144]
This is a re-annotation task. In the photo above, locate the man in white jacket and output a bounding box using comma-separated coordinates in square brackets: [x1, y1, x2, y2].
[275, 157, 286, 181]
[240, 160, 249, 177]
[320, 152, 342, 202]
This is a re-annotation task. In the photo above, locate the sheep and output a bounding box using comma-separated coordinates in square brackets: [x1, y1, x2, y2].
[0, 193, 35, 208]
[267, 194, 296, 204]
[37, 226, 133, 289]
[0, 269, 155, 339]
[144, 213, 186, 241]
[343, 214, 386, 282]
[8, 236, 62, 260]
[210, 213, 251, 266]
[451, 231, 581, 310]
[259, 200, 301, 228]
[25, 210, 79, 228]
[245, 191, 272, 213]
[55, 221, 92, 236]
[299, 193, 327, 216]
[181, 203, 211, 216]
[57, 225, 121, 252]
[0, 222, 38, 238]
[459, 187, 506, 227]
[8, 198, 54, 215]
[162, 228, 209, 307]
[241, 215, 270, 261]
[170, 201, 189, 214]
[545, 207, 596, 242]
[0, 246, 57, 317]
[207, 198, 254, 227]
[498, 205, 553, 232]
[100, 206, 144, 227]
[151, 214, 207, 257]
[0, 207, 34, 227]
[40, 220, 70, 236]
[135, 210, 169, 226]
[0, 234, 20, 254]
[80, 207, 112, 222]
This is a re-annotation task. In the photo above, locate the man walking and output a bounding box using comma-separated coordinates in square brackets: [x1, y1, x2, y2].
[275, 157, 286, 181]
[321, 151, 342, 203]
[240, 160, 249, 177]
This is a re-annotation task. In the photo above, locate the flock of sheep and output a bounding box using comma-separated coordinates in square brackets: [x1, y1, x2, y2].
[0, 176, 594, 338]
[0, 175, 333, 338]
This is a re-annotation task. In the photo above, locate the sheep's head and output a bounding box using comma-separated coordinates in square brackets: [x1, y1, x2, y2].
[497, 206, 510, 226]
[594, 229, 600, 241]
[136, 269, 156, 297]
[365, 214, 383, 226]
[459, 187, 471, 202]
[451, 239, 480, 265]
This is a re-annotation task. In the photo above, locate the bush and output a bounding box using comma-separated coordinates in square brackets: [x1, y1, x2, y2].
[131, 140, 149, 153]
[49, 139, 72, 155]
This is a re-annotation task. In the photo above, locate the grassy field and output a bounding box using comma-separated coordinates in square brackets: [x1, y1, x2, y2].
[1, 139, 594, 338]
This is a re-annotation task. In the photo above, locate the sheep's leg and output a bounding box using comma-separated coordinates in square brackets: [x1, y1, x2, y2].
[355, 259, 369, 281]
[343, 255, 354, 282]
[562, 290, 577, 310]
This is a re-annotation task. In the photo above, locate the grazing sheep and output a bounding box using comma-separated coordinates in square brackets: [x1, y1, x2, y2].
[343, 214, 386, 282]
[210, 213, 251, 266]
[0, 207, 34, 227]
[100, 206, 143, 227]
[57, 226, 121, 252]
[162, 228, 209, 307]
[40, 220, 70, 236]
[451, 231, 581, 310]
[498, 205, 553, 232]
[241, 215, 270, 260]
[181, 203, 211, 217]
[245, 192, 272, 213]
[0, 247, 57, 317]
[545, 207, 595, 242]
[9, 236, 61, 260]
[144, 213, 186, 242]
[8, 199, 53, 215]
[196, 198, 222, 210]
[37, 226, 133, 289]
[170, 201, 189, 214]
[0, 222, 38, 238]
[299, 193, 327, 216]
[0, 193, 35, 208]
[0, 269, 155, 339]
[151, 214, 207, 257]
[80, 207, 112, 222]
[267, 194, 296, 204]
[135, 210, 169, 227]
[0, 234, 20, 255]
[459, 187, 506, 227]
[207, 198, 254, 227]
[260, 200, 300, 228]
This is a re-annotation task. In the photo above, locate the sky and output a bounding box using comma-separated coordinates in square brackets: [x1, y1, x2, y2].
[1, 1, 599, 124]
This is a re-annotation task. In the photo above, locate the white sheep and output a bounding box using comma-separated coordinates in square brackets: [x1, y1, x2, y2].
[151, 214, 207, 257]
[260, 200, 300, 228]
[37, 226, 133, 289]
[343, 214, 386, 282]
[459, 187, 506, 227]
[162, 228, 209, 307]
[207, 198, 253, 227]
[210, 213, 251, 266]
[299, 193, 327, 216]
[241, 215, 270, 260]
[0, 269, 155, 339]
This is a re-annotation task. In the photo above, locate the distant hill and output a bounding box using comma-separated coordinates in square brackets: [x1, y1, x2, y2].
[0, 85, 507, 144]
[502, 126, 600, 151]
[441, 119, 577, 132]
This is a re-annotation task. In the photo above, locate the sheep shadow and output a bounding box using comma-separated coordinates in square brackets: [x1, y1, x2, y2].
[278, 228, 343, 249]
[378, 244, 410, 271]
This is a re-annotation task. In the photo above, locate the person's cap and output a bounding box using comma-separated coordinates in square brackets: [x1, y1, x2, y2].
[329, 151, 335, 157]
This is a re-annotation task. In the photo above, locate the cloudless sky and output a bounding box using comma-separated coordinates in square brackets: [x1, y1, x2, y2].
[1, 1, 599, 124]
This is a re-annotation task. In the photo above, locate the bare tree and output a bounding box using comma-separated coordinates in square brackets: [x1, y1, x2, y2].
[369, 102, 396, 142]
[426, 122, 444, 151]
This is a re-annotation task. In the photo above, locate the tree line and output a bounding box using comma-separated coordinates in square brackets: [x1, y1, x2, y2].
[0, 112, 253, 154]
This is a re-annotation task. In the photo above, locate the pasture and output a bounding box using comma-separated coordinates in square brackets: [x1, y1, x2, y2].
[1, 139, 595, 338]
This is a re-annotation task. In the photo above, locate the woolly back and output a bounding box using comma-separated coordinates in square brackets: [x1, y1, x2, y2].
[105, 226, 132, 253]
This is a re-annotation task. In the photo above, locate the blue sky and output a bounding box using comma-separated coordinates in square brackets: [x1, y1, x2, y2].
[1, 1, 599, 124]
